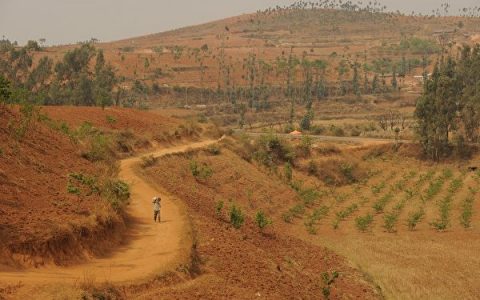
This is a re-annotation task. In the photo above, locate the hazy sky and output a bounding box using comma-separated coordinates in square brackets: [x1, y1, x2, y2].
[1, 0, 478, 45]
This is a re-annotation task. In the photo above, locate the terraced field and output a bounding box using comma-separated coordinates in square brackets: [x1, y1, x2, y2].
[284, 154, 480, 299]
[289, 164, 479, 235]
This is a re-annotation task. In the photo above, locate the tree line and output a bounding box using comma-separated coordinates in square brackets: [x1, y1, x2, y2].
[0, 40, 119, 107]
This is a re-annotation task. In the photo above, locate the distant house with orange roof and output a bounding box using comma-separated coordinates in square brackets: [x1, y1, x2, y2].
[289, 130, 302, 136]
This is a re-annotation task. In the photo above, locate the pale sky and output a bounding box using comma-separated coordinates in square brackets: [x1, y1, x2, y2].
[0, 0, 478, 46]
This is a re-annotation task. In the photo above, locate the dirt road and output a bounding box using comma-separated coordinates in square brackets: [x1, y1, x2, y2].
[236, 130, 410, 145]
[0, 140, 218, 288]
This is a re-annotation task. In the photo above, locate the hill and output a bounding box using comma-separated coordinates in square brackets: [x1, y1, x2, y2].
[0, 105, 200, 270]
[43, 8, 480, 90]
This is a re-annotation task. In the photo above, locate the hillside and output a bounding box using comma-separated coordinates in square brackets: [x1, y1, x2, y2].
[3, 4, 480, 299]
[125, 142, 381, 299]
[0, 106, 123, 268]
[42, 8, 480, 90]
[0, 105, 199, 270]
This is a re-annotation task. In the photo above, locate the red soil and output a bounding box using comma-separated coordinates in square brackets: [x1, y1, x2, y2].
[131, 147, 380, 299]
[0, 107, 123, 269]
[42, 106, 180, 134]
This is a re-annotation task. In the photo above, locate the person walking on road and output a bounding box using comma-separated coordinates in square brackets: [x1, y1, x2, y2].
[152, 196, 161, 223]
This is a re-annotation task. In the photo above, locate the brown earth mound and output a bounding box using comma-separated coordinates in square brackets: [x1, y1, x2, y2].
[130, 147, 381, 299]
[0, 107, 125, 269]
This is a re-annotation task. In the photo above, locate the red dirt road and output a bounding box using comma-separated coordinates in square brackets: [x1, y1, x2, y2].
[0, 140, 218, 288]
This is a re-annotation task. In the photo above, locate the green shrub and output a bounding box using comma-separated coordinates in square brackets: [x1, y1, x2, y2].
[431, 195, 453, 231]
[336, 203, 359, 220]
[373, 193, 393, 213]
[189, 160, 213, 180]
[81, 134, 114, 163]
[321, 271, 339, 299]
[106, 115, 117, 124]
[423, 176, 445, 202]
[102, 179, 130, 210]
[289, 179, 303, 192]
[290, 204, 306, 216]
[299, 188, 320, 207]
[67, 173, 100, 196]
[8, 102, 40, 140]
[442, 169, 453, 180]
[383, 212, 398, 232]
[67, 184, 81, 195]
[355, 214, 373, 232]
[340, 163, 356, 183]
[215, 200, 224, 218]
[407, 209, 424, 231]
[334, 193, 348, 203]
[206, 144, 221, 155]
[230, 204, 245, 229]
[460, 196, 475, 228]
[255, 211, 272, 230]
[284, 162, 293, 183]
[371, 181, 386, 194]
[304, 206, 329, 234]
[253, 133, 295, 168]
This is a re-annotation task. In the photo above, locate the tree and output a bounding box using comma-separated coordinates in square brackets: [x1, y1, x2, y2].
[25, 40, 41, 51]
[27, 56, 53, 92]
[0, 75, 11, 106]
[372, 74, 379, 94]
[95, 49, 106, 75]
[313, 59, 327, 99]
[300, 109, 313, 131]
[73, 73, 94, 106]
[391, 66, 398, 90]
[415, 58, 459, 160]
[302, 57, 313, 107]
[352, 62, 360, 96]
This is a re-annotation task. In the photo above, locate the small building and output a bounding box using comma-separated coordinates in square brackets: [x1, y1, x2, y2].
[289, 130, 302, 136]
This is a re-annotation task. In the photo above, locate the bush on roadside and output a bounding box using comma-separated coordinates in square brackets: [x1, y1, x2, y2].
[102, 179, 131, 210]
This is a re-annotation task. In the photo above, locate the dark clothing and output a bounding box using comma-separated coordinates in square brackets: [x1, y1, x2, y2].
[154, 210, 161, 222]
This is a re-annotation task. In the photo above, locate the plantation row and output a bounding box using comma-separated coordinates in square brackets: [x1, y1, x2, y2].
[284, 167, 480, 234]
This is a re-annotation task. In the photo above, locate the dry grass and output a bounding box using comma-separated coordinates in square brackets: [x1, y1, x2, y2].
[287, 147, 480, 299]
[313, 233, 480, 300]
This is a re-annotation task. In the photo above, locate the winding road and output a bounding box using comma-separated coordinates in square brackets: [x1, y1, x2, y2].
[0, 140, 218, 288]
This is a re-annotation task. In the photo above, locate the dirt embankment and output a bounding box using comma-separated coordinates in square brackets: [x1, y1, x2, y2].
[129, 145, 381, 299]
[42, 106, 180, 134]
[0, 107, 126, 269]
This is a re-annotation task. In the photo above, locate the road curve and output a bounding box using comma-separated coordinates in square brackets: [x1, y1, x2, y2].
[0, 139, 218, 286]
